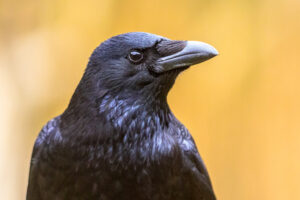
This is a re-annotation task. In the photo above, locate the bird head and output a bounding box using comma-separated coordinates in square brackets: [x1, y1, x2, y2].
[62, 32, 218, 138]
[84, 32, 218, 101]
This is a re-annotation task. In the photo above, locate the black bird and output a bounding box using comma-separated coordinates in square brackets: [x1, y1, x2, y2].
[27, 32, 218, 200]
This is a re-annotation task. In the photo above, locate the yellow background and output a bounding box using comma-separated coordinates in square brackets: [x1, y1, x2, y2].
[1, 0, 300, 199]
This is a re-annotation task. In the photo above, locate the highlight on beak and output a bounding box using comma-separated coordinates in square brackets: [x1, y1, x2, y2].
[154, 40, 218, 73]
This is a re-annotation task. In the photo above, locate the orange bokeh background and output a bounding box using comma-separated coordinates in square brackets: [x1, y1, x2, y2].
[1, 0, 300, 199]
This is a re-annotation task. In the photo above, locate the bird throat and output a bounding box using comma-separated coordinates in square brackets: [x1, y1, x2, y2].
[98, 93, 172, 132]
[61, 88, 174, 144]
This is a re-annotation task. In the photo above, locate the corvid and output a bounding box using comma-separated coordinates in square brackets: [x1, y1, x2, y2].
[27, 32, 218, 200]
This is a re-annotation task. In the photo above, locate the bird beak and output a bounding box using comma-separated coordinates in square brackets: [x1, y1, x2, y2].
[154, 40, 218, 73]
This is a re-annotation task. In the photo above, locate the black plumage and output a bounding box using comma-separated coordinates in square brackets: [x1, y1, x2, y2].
[27, 32, 218, 200]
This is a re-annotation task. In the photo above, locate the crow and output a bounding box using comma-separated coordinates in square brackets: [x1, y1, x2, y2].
[27, 32, 218, 200]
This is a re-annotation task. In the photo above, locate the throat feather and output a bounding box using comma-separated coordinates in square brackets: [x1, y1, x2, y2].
[98, 94, 171, 132]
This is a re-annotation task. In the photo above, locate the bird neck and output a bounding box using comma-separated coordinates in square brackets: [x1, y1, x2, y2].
[98, 93, 172, 129]
[61, 82, 174, 142]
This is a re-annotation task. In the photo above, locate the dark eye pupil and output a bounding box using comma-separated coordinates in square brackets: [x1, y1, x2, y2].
[129, 51, 143, 63]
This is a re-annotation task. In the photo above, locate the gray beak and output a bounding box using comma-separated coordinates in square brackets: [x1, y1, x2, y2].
[155, 41, 218, 73]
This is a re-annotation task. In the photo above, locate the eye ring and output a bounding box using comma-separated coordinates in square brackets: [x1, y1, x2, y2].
[128, 50, 144, 64]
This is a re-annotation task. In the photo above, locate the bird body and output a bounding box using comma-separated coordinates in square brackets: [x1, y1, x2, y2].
[27, 32, 218, 200]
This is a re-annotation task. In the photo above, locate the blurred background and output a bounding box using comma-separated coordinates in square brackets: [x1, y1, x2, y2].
[1, 0, 300, 199]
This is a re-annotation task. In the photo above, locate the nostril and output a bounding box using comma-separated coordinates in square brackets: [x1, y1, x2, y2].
[156, 40, 187, 56]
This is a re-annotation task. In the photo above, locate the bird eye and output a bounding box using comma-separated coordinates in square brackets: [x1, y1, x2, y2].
[128, 50, 144, 64]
